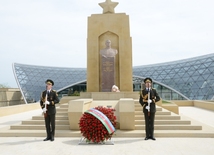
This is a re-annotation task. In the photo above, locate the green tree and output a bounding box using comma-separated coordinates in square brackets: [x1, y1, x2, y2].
[0, 83, 10, 88]
[72, 90, 80, 96]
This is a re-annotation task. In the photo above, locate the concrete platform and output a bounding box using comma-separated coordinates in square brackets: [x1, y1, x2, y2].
[0, 106, 214, 155]
[1, 105, 214, 137]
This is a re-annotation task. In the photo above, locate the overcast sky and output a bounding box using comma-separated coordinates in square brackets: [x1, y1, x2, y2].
[1, 0, 214, 88]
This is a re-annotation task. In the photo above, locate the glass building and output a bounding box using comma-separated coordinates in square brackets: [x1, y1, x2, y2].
[13, 53, 214, 103]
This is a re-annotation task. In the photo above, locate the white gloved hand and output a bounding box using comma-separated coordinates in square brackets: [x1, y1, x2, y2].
[146, 106, 150, 110]
[42, 108, 47, 113]
[45, 101, 50, 105]
[147, 99, 152, 104]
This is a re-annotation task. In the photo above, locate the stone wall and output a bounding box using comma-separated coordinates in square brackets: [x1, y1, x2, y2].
[0, 102, 40, 117]
[0, 88, 24, 107]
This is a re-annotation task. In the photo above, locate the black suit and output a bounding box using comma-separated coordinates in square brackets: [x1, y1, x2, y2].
[40, 90, 59, 139]
[139, 88, 160, 138]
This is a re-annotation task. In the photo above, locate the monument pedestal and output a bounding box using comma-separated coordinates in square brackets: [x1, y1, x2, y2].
[68, 92, 137, 130]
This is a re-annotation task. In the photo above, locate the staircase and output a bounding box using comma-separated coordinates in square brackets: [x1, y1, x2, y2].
[134, 100, 202, 130]
[0, 101, 214, 138]
[115, 100, 214, 137]
[0, 104, 81, 137]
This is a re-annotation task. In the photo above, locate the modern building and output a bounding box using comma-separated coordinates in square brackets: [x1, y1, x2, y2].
[13, 53, 214, 103]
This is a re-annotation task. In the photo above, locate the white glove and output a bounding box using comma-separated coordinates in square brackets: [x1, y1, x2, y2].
[146, 106, 150, 110]
[45, 101, 50, 105]
[42, 108, 47, 113]
[147, 99, 152, 104]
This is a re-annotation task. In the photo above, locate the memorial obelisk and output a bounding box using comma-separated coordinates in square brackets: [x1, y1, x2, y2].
[87, 0, 133, 92]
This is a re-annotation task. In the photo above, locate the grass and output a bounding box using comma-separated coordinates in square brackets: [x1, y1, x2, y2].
[162, 100, 172, 104]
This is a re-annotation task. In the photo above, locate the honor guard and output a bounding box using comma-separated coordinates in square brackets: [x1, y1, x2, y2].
[139, 77, 160, 140]
[40, 79, 59, 141]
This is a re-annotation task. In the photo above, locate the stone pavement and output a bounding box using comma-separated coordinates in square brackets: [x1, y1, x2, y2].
[0, 107, 214, 155]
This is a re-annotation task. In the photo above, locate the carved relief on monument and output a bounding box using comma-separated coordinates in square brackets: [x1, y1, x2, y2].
[99, 32, 119, 92]
[100, 40, 118, 58]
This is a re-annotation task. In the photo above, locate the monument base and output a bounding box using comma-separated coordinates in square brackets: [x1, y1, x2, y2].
[80, 92, 139, 100]
[68, 92, 136, 130]
[78, 137, 114, 145]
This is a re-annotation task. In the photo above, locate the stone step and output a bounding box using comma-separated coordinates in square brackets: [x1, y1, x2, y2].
[135, 125, 202, 130]
[10, 125, 70, 130]
[0, 129, 213, 138]
[135, 115, 180, 120]
[135, 103, 161, 106]
[113, 130, 214, 138]
[135, 107, 162, 111]
[0, 130, 81, 137]
[32, 116, 68, 120]
[60, 104, 68, 108]
[56, 112, 68, 116]
[135, 111, 171, 115]
[22, 120, 69, 125]
[56, 108, 68, 112]
[135, 120, 191, 125]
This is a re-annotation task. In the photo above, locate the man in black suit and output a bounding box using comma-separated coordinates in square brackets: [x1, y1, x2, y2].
[40, 79, 59, 141]
[139, 77, 160, 140]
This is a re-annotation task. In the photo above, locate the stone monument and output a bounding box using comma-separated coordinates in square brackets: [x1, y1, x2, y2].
[87, 0, 133, 92]
[69, 0, 137, 131]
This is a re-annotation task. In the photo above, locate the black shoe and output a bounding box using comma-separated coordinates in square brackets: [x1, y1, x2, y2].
[43, 137, 51, 141]
[51, 135, 54, 141]
[144, 137, 149, 140]
[150, 137, 156, 140]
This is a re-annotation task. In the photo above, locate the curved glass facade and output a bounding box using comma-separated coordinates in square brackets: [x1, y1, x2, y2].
[13, 63, 86, 103]
[133, 53, 214, 100]
[13, 53, 214, 103]
[132, 76, 188, 100]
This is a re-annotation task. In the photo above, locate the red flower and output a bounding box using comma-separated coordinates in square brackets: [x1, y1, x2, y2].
[79, 106, 117, 143]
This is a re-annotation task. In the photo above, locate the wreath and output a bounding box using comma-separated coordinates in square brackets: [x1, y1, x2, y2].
[79, 106, 117, 143]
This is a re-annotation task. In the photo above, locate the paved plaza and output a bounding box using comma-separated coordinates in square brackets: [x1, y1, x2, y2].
[0, 106, 214, 155]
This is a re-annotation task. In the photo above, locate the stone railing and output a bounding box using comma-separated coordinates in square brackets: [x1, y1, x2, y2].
[0, 102, 40, 117]
[0, 88, 24, 107]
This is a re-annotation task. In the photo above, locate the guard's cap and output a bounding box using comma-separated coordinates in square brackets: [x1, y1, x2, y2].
[144, 77, 152, 83]
[46, 79, 54, 86]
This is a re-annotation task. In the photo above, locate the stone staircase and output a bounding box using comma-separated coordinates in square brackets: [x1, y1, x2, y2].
[134, 100, 201, 130]
[0, 104, 81, 137]
[0, 101, 214, 138]
[16, 104, 70, 130]
[115, 100, 214, 138]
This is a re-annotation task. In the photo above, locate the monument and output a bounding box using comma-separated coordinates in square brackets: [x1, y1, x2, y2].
[87, 0, 133, 92]
[68, 0, 136, 131]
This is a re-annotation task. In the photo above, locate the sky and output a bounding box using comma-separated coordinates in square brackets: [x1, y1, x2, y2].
[0, 0, 214, 88]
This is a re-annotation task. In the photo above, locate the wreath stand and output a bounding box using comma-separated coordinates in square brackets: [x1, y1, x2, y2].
[78, 137, 114, 145]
